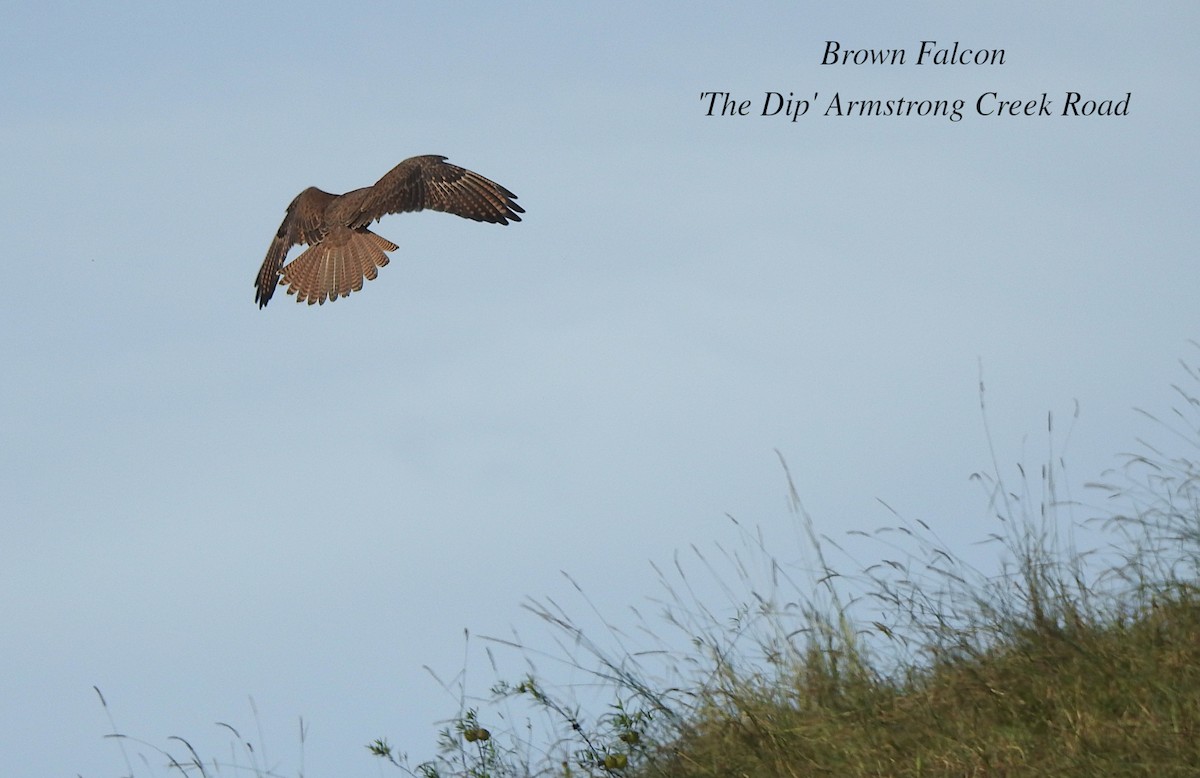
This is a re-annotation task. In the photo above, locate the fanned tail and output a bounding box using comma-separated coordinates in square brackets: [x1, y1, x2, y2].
[279, 228, 397, 305]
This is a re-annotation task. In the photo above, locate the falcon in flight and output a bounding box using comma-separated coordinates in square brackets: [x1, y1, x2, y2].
[254, 155, 523, 307]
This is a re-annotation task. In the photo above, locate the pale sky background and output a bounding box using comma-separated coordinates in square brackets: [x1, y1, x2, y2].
[2, 2, 1198, 776]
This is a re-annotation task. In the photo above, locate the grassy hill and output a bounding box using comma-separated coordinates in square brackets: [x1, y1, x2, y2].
[104, 371, 1200, 778]
[372, 380, 1200, 778]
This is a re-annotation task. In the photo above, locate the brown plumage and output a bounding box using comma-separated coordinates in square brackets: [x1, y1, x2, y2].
[254, 155, 523, 307]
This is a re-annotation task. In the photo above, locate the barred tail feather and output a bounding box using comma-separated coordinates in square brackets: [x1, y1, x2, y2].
[280, 229, 396, 305]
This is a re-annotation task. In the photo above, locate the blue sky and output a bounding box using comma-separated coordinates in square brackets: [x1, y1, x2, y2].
[2, 2, 1198, 776]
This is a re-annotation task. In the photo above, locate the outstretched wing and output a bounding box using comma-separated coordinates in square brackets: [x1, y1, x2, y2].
[254, 187, 337, 308]
[346, 155, 523, 228]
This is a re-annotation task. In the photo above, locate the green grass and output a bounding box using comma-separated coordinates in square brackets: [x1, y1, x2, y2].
[640, 586, 1200, 777]
[100, 352, 1200, 777]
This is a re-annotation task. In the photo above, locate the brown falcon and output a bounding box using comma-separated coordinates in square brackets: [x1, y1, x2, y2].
[254, 155, 523, 307]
